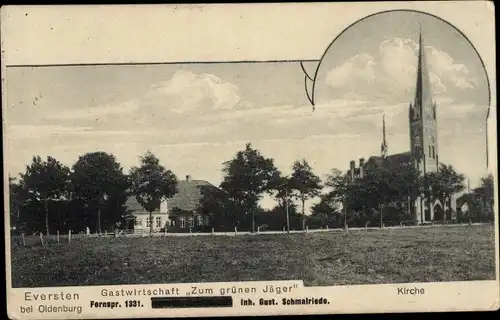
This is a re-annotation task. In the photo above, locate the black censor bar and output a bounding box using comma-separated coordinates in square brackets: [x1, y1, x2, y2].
[151, 296, 233, 309]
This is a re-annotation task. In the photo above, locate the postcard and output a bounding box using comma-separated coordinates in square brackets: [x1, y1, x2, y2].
[2, 2, 498, 319]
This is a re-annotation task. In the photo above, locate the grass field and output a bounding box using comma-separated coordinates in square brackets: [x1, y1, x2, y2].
[10, 224, 497, 288]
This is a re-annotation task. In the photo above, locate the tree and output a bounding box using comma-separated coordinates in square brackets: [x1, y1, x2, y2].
[310, 195, 342, 228]
[289, 159, 322, 230]
[324, 168, 353, 228]
[269, 174, 294, 209]
[423, 163, 465, 222]
[197, 185, 233, 231]
[471, 174, 494, 222]
[20, 156, 70, 235]
[9, 176, 28, 232]
[325, 162, 421, 228]
[129, 151, 178, 235]
[267, 173, 296, 231]
[71, 152, 129, 234]
[220, 143, 280, 232]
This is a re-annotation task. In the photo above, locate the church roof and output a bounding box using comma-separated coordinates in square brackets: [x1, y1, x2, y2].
[414, 27, 434, 112]
[365, 151, 413, 169]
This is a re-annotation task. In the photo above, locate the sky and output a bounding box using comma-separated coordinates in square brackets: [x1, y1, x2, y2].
[4, 11, 491, 213]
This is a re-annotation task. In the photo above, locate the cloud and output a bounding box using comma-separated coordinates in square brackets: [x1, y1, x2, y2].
[45, 70, 243, 123]
[326, 54, 376, 88]
[5, 125, 160, 142]
[143, 70, 242, 114]
[47, 101, 140, 121]
[6, 125, 94, 140]
[324, 37, 479, 104]
[426, 46, 477, 89]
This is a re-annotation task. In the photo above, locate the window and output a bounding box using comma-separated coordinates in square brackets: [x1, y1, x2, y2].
[179, 217, 185, 228]
[197, 215, 203, 226]
[156, 217, 162, 228]
[188, 217, 194, 227]
[170, 219, 176, 227]
[432, 146, 435, 159]
[134, 217, 140, 226]
[146, 217, 152, 227]
[428, 145, 432, 158]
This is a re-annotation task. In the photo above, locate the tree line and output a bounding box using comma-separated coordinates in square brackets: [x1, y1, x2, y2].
[8, 143, 494, 235]
[9, 151, 178, 236]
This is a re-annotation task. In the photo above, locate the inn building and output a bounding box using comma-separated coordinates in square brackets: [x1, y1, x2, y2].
[125, 175, 223, 233]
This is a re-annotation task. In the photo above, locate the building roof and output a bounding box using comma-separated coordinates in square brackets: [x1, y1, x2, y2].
[125, 197, 157, 213]
[365, 151, 413, 169]
[125, 178, 222, 214]
[168, 179, 220, 213]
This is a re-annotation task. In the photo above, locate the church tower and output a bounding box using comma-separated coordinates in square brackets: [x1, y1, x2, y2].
[409, 27, 439, 175]
[381, 114, 388, 158]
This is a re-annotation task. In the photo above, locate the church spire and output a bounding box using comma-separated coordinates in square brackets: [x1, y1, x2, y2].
[414, 25, 433, 114]
[381, 114, 388, 158]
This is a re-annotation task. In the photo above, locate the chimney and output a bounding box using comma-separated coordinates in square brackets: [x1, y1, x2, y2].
[186, 175, 191, 181]
[359, 158, 365, 178]
[350, 160, 355, 180]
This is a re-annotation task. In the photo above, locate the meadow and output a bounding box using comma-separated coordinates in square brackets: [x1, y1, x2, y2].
[10, 224, 497, 288]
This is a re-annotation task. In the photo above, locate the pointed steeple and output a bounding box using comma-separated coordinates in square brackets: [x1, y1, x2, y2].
[381, 114, 388, 158]
[414, 25, 433, 115]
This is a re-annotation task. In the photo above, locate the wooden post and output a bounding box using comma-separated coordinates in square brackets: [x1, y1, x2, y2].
[285, 189, 290, 233]
[326, 225, 329, 231]
[57, 230, 60, 244]
[164, 228, 167, 236]
[257, 226, 260, 235]
[305, 226, 308, 233]
[234, 227, 237, 236]
[104, 230, 107, 237]
[68, 230, 72, 243]
[211, 228, 214, 235]
[39, 233, 44, 246]
[21, 233, 26, 247]
[365, 222, 368, 232]
[400, 222, 403, 228]
[189, 227, 192, 234]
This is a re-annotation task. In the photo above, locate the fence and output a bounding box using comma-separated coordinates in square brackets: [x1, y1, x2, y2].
[11, 221, 493, 248]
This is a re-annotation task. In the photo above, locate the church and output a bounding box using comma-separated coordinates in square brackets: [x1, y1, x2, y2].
[348, 29, 457, 224]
